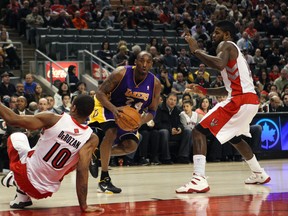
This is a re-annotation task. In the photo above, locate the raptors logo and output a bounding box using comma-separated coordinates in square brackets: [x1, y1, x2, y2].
[210, 118, 218, 127]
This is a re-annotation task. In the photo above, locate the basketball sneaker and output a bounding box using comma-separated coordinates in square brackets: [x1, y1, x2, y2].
[89, 148, 100, 178]
[97, 177, 122, 194]
[1, 171, 15, 188]
[245, 169, 271, 184]
[176, 174, 210, 193]
[10, 189, 33, 209]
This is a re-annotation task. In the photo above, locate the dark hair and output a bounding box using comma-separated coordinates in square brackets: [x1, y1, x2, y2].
[72, 94, 94, 117]
[182, 99, 193, 107]
[68, 65, 76, 74]
[61, 93, 71, 100]
[58, 81, 71, 96]
[101, 40, 110, 50]
[215, 20, 237, 41]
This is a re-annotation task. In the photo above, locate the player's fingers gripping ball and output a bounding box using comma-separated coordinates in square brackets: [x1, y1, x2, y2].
[116, 106, 141, 131]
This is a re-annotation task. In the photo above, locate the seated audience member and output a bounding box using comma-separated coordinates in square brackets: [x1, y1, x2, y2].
[112, 45, 129, 68]
[28, 101, 38, 114]
[274, 68, 288, 93]
[71, 81, 88, 100]
[138, 120, 161, 165]
[45, 95, 62, 114]
[172, 72, 188, 99]
[24, 73, 37, 95]
[154, 93, 192, 164]
[33, 83, 46, 103]
[54, 82, 71, 107]
[58, 94, 71, 113]
[14, 83, 33, 105]
[0, 71, 16, 97]
[157, 65, 173, 97]
[72, 10, 88, 29]
[195, 97, 211, 116]
[25, 7, 44, 44]
[268, 95, 283, 112]
[279, 94, 288, 111]
[194, 64, 211, 83]
[0, 55, 10, 75]
[35, 97, 48, 114]
[96, 41, 113, 65]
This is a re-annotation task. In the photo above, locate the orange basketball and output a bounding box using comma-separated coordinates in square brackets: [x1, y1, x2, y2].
[116, 106, 141, 131]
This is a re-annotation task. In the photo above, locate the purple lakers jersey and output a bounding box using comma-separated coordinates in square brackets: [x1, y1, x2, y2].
[109, 66, 155, 113]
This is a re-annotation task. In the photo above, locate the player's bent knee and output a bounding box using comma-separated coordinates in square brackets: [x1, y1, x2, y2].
[121, 140, 138, 154]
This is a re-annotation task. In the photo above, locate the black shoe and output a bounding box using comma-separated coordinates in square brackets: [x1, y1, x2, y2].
[98, 177, 122, 194]
[138, 157, 150, 166]
[89, 148, 100, 178]
[151, 158, 161, 165]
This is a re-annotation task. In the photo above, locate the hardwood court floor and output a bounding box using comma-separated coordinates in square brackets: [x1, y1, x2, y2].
[0, 159, 287, 215]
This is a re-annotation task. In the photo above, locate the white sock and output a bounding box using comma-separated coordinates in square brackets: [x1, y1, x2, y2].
[193, 155, 206, 176]
[246, 154, 262, 172]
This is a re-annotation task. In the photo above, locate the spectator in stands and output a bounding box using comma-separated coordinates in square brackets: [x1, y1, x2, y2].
[6, 0, 20, 28]
[33, 83, 46, 103]
[253, 48, 267, 69]
[274, 68, 288, 93]
[71, 81, 88, 100]
[266, 46, 286, 68]
[158, 6, 172, 27]
[95, 0, 111, 9]
[256, 68, 271, 92]
[0, 55, 10, 76]
[268, 95, 282, 112]
[228, 3, 243, 22]
[177, 48, 191, 68]
[0, 32, 21, 69]
[159, 37, 177, 56]
[242, 48, 255, 69]
[50, 0, 65, 13]
[279, 93, 288, 112]
[195, 97, 211, 116]
[23, 73, 37, 95]
[254, 14, 267, 32]
[26, 7, 44, 44]
[112, 45, 129, 68]
[35, 97, 48, 113]
[281, 84, 288, 97]
[172, 72, 188, 98]
[99, 9, 114, 29]
[194, 63, 211, 83]
[237, 32, 254, 54]
[148, 46, 162, 69]
[210, 74, 224, 88]
[14, 82, 33, 104]
[192, 24, 211, 43]
[157, 65, 173, 97]
[267, 18, 286, 39]
[190, 17, 206, 36]
[154, 92, 192, 164]
[96, 41, 113, 65]
[52, 10, 74, 28]
[244, 21, 258, 40]
[162, 46, 178, 69]
[54, 81, 71, 107]
[175, 62, 193, 83]
[45, 95, 62, 114]
[67, 0, 80, 17]
[17, 0, 31, 37]
[0, 71, 16, 97]
[65, 65, 79, 93]
[8, 95, 18, 110]
[57, 94, 71, 113]
[142, 5, 157, 30]
[268, 65, 280, 82]
[128, 45, 141, 65]
[42, 9, 53, 28]
[72, 10, 88, 29]
[146, 37, 159, 52]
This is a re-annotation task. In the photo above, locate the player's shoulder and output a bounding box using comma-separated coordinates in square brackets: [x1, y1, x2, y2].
[35, 111, 63, 128]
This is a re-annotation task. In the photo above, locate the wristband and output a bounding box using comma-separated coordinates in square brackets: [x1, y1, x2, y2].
[148, 109, 156, 118]
[196, 85, 207, 95]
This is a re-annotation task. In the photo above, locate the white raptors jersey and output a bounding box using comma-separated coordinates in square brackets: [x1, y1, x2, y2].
[221, 41, 256, 97]
[179, 111, 199, 130]
[26, 113, 93, 194]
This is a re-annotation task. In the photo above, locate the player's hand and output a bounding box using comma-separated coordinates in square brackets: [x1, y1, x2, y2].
[185, 84, 207, 95]
[184, 32, 199, 53]
[112, 106, 123, 121]
[82, 205, 104, 213]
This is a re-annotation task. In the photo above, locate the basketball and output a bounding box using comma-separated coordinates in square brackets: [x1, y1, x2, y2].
[116, 106, 141, 131]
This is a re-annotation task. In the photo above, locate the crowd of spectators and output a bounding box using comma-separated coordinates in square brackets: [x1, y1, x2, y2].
[1, 0, 288, 168]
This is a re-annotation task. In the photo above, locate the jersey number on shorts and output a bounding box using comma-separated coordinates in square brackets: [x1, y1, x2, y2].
[43, 142, 72, 169]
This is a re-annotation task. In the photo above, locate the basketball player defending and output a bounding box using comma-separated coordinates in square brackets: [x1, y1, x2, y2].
[1, 95, 104, 213]
[89, 51, 161, 193]
[176, 20, 270, 193]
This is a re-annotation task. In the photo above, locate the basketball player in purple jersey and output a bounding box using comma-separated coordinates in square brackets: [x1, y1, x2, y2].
[88, 51, 162, 193]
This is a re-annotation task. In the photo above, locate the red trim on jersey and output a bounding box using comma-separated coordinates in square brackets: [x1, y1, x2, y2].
[7, 137, 53, 199]
[200, 93, 259, 137]
[226, 59, 243, 96]
[70, 116, 88, 129]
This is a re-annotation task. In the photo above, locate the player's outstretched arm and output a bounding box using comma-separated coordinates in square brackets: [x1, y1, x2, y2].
[0, 102, 58, 130]
[186, 84, 228, 96]
[76, 134, 103, 213]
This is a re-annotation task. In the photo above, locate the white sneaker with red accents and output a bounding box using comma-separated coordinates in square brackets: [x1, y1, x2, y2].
[176, 175, 210, 193]
[245, 169, 271, 184]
